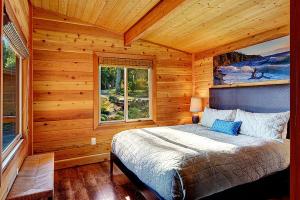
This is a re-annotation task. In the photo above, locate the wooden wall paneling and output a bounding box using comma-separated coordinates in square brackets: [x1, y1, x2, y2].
[193, 57, 213, 108]
[290, 0, 299, 199]
[32, 10, 192, 168]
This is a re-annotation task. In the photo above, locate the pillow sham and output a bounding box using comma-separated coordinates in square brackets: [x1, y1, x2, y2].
[201, 107, 236, 128]
[234, 109, 290, 139]
[210, 119, 242, 136]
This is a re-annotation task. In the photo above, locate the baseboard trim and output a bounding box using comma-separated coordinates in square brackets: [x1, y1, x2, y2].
[55, 153, 110, 170]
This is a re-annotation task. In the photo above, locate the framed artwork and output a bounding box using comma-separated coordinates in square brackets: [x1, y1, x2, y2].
[213, 36, 290, 86]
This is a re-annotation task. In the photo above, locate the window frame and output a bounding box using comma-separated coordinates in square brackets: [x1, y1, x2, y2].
[93, 52, 157, 129]
[1, 35, 23, 161]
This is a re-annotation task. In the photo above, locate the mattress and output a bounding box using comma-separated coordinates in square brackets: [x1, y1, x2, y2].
[111, 124, 290, 200]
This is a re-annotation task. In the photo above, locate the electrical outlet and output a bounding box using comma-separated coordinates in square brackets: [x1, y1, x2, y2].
[91, 137, 96, 145]
[16, 167, 19, 175]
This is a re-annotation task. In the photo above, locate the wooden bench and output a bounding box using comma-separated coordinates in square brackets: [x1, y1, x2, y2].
[7, 153, 54, 200]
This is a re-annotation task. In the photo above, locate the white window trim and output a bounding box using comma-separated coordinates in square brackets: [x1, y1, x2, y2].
[99, 64, 153, 124]
[2, 139, 23, 171]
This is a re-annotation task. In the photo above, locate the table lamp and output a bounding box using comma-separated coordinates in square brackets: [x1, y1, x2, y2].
[190, 97, 202, 124]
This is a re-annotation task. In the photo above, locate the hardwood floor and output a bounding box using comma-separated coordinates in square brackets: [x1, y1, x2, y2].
[55, 162, 146, 200]
[54, 162, 289, 200]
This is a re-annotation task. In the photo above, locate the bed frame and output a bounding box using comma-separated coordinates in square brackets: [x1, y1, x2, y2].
[110, 84, 290, 200]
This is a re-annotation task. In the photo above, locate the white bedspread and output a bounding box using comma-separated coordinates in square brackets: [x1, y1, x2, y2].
[111, 124, 290, 200]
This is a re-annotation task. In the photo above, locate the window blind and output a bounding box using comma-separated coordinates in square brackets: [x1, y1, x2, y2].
[101, 57, 152, 68]
[3, 11, 29, 58]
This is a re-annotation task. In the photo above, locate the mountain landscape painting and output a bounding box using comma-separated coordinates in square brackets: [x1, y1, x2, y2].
[213, 36, 290, 86]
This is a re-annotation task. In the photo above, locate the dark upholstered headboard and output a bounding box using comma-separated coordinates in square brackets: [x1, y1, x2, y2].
[209, 84, 290, 113]
[209, 84, 290, 138]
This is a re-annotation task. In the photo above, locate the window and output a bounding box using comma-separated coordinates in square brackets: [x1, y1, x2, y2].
[99, 64, 152, 123]
[2, 37, 22, 154]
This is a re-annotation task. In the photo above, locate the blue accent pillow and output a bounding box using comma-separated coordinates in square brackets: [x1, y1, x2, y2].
[210, 119, 242, 136]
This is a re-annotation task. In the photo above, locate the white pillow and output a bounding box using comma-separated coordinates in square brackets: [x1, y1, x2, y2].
[234, 109, 290, 139]
[201, 107, 236, 127]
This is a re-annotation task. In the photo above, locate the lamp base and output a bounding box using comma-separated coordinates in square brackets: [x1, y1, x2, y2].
[192, 114, 200, 124]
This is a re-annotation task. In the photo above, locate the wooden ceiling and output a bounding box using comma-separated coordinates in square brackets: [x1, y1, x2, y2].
[31, 0, 290, 53]
[30, 0, 160, 33]
[142, 0, 290, 53]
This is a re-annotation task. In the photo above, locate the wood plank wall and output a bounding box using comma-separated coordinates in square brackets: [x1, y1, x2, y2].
[32, 9, 192, 168]
[0, 0, 30, 199]
[193, 57, 213, 109]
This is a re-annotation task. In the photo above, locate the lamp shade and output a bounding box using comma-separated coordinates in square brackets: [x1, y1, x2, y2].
[190, 97, 202, 113]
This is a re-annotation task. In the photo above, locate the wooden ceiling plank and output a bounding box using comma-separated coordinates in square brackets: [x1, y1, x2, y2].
[120, 0, 157, 33]
[142, 0, 289, 52]
[124, 0, 186, 46]
[58, 0, 68, 15]
[109, 0, 140, 32]
[33, 7, 122, 39]
[194, 25, 290, 61]
[49, 0, 59, 12]
[32, 0, 290, 53]
[33, 18, 122, 41]
[41, 0, 50, 10]
[66, 0, 77, 17]
[186, 10, 289, 52]
[180, 1, 289, 50]
[99, 0, 129, 32]
[144, 0, 289, 52]
[187, 15, 289, 52]
[74, 0, 87, 19]
[32, 0, 161, 36]
[144, 0, 228, 39]
[95, 0, 118, 28]
[32, 0, 42, 7]
[141, 39, 191, 55]
[82, 0, 107, 25]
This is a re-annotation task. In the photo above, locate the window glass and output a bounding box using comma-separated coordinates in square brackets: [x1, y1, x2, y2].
[128, 68, 150, 119]
[100, 66, 124, 122]
[2, 37, 20, 151]
[99, 65, 151, 123]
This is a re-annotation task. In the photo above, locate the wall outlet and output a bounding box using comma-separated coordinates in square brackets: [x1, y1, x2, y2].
[91, 137, 96, 145]
[16, 167, 19, 175]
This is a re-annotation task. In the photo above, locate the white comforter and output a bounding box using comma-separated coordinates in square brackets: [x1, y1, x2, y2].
[112, 124, 290, 200]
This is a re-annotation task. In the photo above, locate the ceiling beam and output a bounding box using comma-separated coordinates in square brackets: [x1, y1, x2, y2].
[124, 0, 185, 46]
[194, 25, 290, 61]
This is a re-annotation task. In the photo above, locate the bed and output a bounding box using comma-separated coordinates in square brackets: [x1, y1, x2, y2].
[110, 84, 290, 200]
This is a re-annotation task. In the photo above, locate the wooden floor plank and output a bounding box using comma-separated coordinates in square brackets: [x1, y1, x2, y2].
[55, 162, 145, 200]
[54, 162, 289, 200]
